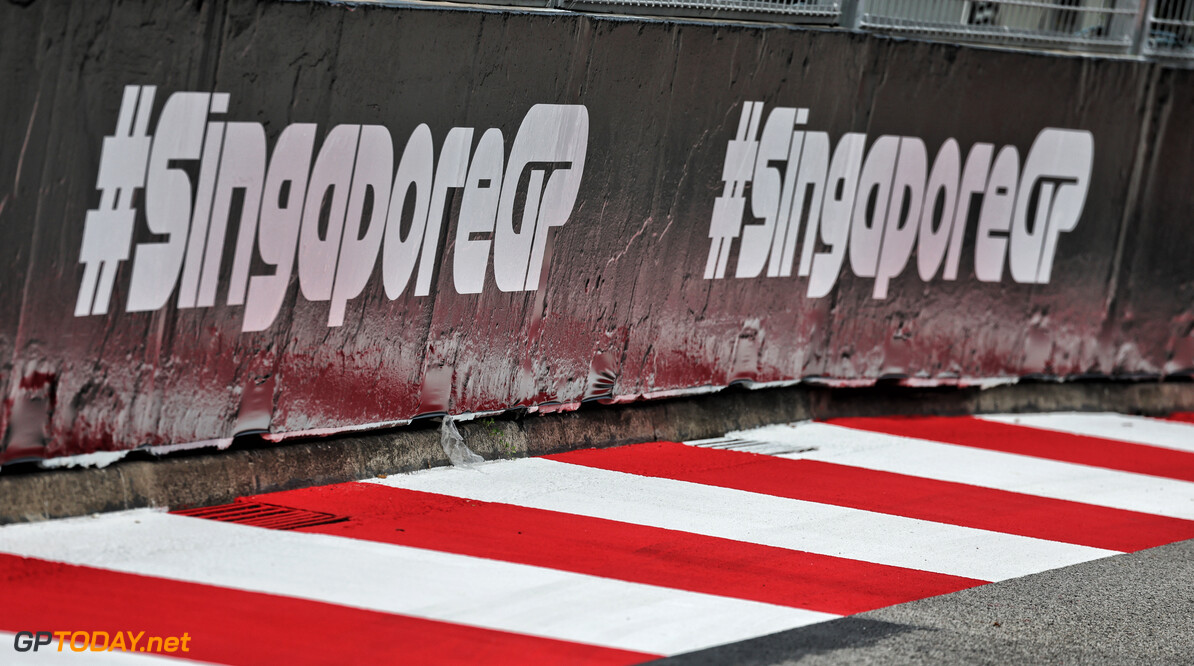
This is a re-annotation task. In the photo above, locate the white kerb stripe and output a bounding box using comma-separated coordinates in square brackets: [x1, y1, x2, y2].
[0, 632, 205, 665]
[0, 509, 833, 656]
[979, 412, 1194, 454]
[365, 458, 1116, 582]
[741, 422, 1194, 521]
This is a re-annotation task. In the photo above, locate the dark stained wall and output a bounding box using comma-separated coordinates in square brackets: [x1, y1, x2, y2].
[0, 0, 1190, 462]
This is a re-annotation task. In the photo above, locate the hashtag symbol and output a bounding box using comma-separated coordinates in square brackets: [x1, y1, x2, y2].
[76, 85, 156, 316]
[705, 101, 763, 280]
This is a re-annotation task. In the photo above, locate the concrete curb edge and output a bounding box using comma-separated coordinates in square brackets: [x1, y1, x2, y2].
[2, 380, 1191, 524]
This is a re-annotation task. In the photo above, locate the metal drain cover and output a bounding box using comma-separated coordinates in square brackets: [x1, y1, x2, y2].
[172, 501, 347, 531]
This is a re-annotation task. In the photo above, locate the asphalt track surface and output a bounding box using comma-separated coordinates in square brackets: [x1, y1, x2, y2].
[1, 412, 1192, 664]
[660, 537, 1194, 665]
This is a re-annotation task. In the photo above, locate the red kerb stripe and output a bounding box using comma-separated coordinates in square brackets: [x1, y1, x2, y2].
[828, 415, 1194, 482]
[235, 482, 985, 615]
[546, 441, 1194, 552]
[0, 553, 653, 666]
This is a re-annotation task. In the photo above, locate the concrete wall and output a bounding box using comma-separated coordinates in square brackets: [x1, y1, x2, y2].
[1, 0, 1191, 462]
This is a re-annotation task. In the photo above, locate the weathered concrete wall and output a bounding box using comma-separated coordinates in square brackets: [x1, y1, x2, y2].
[0, 0, 1191, 462]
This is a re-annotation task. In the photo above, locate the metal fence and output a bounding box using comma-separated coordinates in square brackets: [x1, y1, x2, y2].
[1145, 0, 1194, 55]
[855, 0, 1141, 52]
[558, 0, 842, 22]
[342, 0, 1194, 58]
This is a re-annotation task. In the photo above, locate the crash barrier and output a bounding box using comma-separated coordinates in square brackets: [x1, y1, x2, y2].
[541, 0, 1194, 57]
[1, 0, 1192, 463]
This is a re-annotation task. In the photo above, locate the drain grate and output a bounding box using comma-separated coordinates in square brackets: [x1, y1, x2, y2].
[172, 501, 347, 531]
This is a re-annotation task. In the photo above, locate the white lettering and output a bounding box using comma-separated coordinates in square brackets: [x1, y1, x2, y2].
[382, 124, 434, 299]
[243, 124, 316, 332]
[454, 128, 505, 295]
[127, 92, 210, 312]
[299, 124, 360, 302]
[494, 104, 589, 292]
[808, 132, 865, 298]
[80, 89, 589, 331]
[975, 145, 1020, 282]
[330, 124, 393, 326]
[705, 102, 1094, 300]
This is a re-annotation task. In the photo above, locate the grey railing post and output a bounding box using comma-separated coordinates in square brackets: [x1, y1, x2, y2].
[1131, 0, 1156, 55]
[840, 0, 862, 30]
